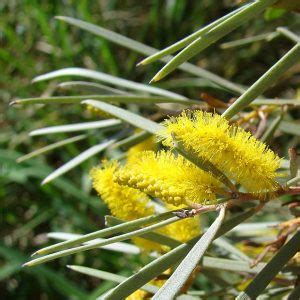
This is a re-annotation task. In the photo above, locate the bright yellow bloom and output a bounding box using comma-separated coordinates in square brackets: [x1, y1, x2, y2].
[166, 216, 200, 243]
[161, 111, 281, 192]
[90, 161, 167, 252]
[126, 290, 149, 300]
[115, 150, 222, 206]
[90, 159, 201, 251]
[127, 135, 157, 163]
[90, 161, 155, 220]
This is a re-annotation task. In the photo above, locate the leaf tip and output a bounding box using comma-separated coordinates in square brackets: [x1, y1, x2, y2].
[41, 178, 50, 185]
[136, 59, 146, 67]
[16, 157, 23, 163]
[22, 262, 32, 268]
[149, 76, 159, 84]
[9, 100, 18, 106]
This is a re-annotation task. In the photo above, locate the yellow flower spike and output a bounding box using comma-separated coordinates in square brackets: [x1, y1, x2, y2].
[165, 212, 200, 243]
[90, 161, 155, 221]
[115, 150, 222, 206]
[127, 133, 157, 163]
[126, 289, 150, 300]
[161, 111, 282, 192]
[90, 161, 167, 252]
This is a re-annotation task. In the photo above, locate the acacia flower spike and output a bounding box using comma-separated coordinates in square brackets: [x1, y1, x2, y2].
[90, 160, 200, 250]
[115, 150, 223, 206]
[90, 161, 155, 221]
[90, 160, 166, 252]
[171, 132, 237, 192]
[161, 111, 282, 193]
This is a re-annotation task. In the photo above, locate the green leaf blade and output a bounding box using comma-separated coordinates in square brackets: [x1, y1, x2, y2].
[82, 100, 164, 134]
[236, 231, 300, 299]
[42, 140, 114, 185]
[153, 206, 226, 299]
[223, 43, 300, 119]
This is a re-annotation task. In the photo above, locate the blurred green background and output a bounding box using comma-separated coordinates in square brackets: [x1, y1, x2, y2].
[1, 1, 299, 299]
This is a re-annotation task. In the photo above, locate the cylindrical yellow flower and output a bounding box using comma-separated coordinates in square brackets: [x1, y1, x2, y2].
[90, 161, 155, 221]
[90, 159, 201, 252]
[127, 135, 157, 163]
[161, 111, 281, 192]
[115, 150, 222, 206]
[166, 216, 200, 243]
[90, 161, 167, 252]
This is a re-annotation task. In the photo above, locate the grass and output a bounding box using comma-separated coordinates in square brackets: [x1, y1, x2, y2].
[1, 0, 299, 298]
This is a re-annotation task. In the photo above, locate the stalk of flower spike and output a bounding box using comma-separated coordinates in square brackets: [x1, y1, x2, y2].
[115, 150, 223, 206]
[160, 111, 282, 193]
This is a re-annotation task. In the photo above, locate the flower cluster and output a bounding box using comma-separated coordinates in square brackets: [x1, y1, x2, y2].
[90, 158, 201, 252]
[90, 111, 282, 252]
[115, 150, 222, 206]
[161, 111, 281, 192]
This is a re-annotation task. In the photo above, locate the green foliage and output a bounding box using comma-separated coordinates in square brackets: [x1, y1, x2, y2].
[2, 0, 300, 299]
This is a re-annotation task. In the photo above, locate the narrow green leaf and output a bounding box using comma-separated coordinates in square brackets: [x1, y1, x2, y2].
[222, 43, 300, 119]
[82, 100, 164, 134]
[153, 206, 226, 299]
[236, 231, 300, 300]
[277, 27, 300, 43]
[226, 221, 279, 237]
[48, 232, 142, 255]
[151, 0, 277, 82]
[103, 207, 259, 299]
[32, 67, 186, 99]
[260, 113, 283, 143]
[67, 265, 158, 294]
[29, 120, 121, 136]
[220, 32, 278, 49]
[11, 94, 198, 106]
[287, 175, 300, 186]
[212, 237, 251, 262]
[56, 16, 244, 94]
[202, 256, 265, 274]
[112, 131, 152, 150]
[252, 99, 300, 106]
[34, 211, 175, 256]
[23, 217, 179, 267]
[280, 121, 300, 136]
[157, 78, 227, 92]
[42, 140, 114, 185]
[58, 81, 127, 94]
[106, 216, 182, 248]
[139, 5, 247, 65]
[17, 134, 87, 163]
